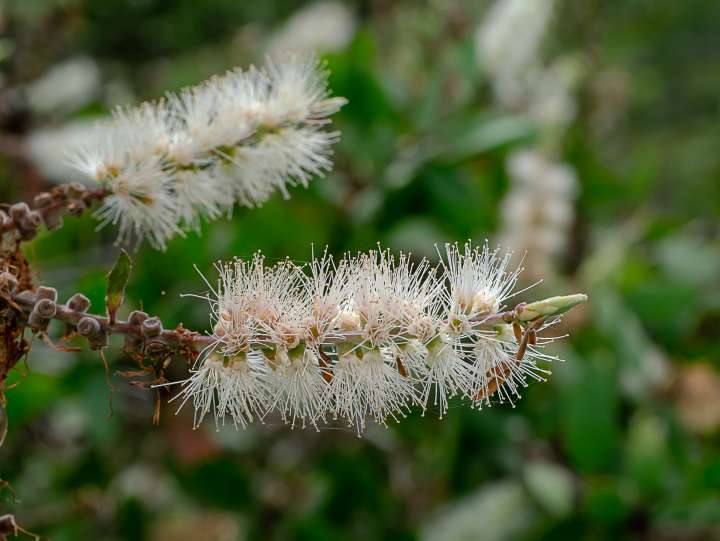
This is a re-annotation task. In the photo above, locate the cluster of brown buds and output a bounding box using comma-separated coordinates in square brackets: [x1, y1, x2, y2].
[5, 282, 210, 355]
[0, 183, 107, 241]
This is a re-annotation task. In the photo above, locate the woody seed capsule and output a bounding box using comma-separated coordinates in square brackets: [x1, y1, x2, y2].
[77, 316, 101, 337]
[34, 298, 57, 319]
[142, 317, 162, 337]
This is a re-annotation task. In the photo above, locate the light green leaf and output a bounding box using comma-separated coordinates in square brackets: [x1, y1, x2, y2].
[105, 249, 132, 324]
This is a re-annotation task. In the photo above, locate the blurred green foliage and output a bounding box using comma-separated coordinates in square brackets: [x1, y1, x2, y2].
[1, 1, 719, 540]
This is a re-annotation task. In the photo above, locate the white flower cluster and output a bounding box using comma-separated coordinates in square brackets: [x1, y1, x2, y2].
[475, 0, 556, 108]
[476, 0, 582, 279]
[267, 1, 357, 56]
[500, 150, 578, 279]
[70, 56, 346, 249]
[475, 0, 581, 132]
[173, 242, 563, 435]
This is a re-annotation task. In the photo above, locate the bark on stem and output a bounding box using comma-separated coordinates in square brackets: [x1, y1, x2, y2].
[11, 289, 213, 350]
[9, 287, 520, 355]
[0, 183, 108, 241]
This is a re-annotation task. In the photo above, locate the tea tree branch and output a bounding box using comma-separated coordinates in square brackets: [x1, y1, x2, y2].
[0, 183, 108, 242]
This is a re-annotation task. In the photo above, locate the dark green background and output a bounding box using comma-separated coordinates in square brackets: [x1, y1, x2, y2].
[1, 1, 719, 540]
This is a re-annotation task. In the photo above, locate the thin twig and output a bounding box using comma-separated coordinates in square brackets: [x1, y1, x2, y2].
[10, 290, 215, 349]
[9, 287, 520, 353]
[0, 183, 108, 241]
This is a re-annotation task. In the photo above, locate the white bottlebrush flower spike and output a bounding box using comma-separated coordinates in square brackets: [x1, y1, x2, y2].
[170, 242, 586, 435]
[69, 55, 346, 250]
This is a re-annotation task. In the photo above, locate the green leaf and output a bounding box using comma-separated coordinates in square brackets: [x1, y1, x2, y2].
[559, 351, 620, 473]
[434, 113, 536, 163]
[105, 249, 132, 324]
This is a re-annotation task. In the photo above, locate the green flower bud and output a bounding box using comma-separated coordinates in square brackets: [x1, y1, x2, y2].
[516, 294, 587, 322]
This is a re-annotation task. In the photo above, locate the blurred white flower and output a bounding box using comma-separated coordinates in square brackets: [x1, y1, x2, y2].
[523, 461, 575, 517]
[69, 55, 346, 249]
[476, 0, 582, 135]
[92, 157, 181, 250]
[475, 0, 555, 108]
[113, 464, 177, 509]
[267, 1, 356, 56]
[528, 56, 583, 131]
[500, 149, 578, 278]
[26, 56, 101, 114]
[422, 480, 533, 541]
[25, 120, 100, 183]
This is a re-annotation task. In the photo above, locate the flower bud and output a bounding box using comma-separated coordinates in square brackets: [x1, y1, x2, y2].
[141, 317, 163, 337]
[15, 290, 35, 304]
[516, 294, 588, 322]
[67, 182, 87, 198]
[67, 199, 87, 216]
[33, 192, 54, 208]
[77, 316, 101, 337]
[28, 310, 49, 331]
[128, 310, 149, 325]
[36, 286, 58, 302]
[77, 316, 108, 349]
[67, 293, 91, 312]
[9, 202, 29, 221]
[21, 210, 43, 230]
[34, 298, 57, 319]
[124, 311, 148, 352]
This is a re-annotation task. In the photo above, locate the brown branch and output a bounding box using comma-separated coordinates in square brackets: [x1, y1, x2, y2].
[5, 281, 533, 367]
[9, 285, 520, 351]
[8, 286, 216, 360]
[2, 274, 584, 403]
[0, 183, 108, 242]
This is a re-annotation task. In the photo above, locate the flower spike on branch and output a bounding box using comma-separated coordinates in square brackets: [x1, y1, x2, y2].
[3, 242, 587, 436]
[171, 242, 587, 435]
[0, 56, 346, 249]
[69, 55, 346, 250]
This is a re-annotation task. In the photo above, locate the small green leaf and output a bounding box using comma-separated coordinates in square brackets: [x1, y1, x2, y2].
[0, 401, 6, 448]
[105, 249, 132, 324]
[517, 294, 588, 322]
